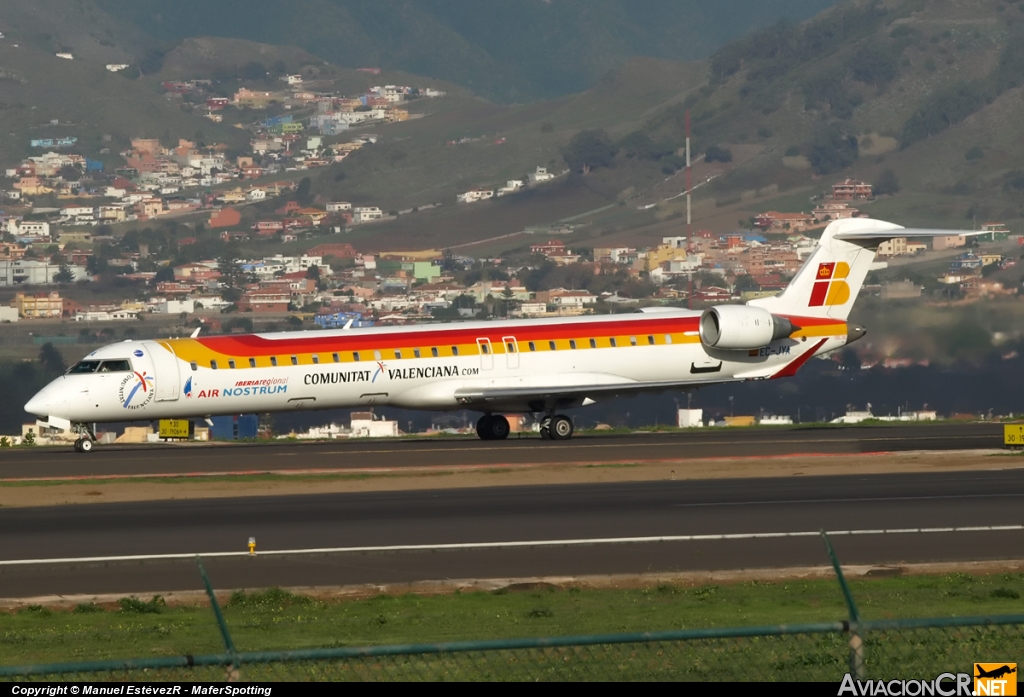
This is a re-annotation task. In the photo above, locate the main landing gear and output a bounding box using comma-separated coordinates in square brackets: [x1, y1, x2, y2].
[72, 423, 96, 454]
[476, 414, 511, 441]
[475, 413, 575, 441]
[539, 414, 573, 441]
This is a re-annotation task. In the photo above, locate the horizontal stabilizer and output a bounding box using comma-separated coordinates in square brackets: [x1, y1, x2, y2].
[833, 228, 981, 241]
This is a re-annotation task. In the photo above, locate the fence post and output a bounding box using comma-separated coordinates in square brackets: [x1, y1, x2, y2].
[195, 556, 239, 679]
[821, 531, 864, 680]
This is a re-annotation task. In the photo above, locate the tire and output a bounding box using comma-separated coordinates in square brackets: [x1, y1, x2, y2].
[539, 426, 552, 440]
[73, 439, 82, 453]
[549, 415, 574, 440]
[489, 415, 510, 440]
[80, 439, 93, 453]
[476, 415, 494, 440]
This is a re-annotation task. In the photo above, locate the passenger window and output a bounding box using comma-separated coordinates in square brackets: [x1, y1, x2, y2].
[630, 336, 638, 346]
[353, 352, 360, 362]
[589, 338, 597, 349]
[431, 347, 439, 357]
[452, 346, 459, 356]
[68, 361, 101, 374]
[270, 357, 278, 367]
[528, 341, 536, 352]
[394, 350, 402, 359]
[648, 335, 655, 345]
[414, 348, 421, 358]
[249, 358, 256, 368]
[665, 335, 672, 344]
[228, 360, 236, 369]
[506, 342, 515, 353]
[569, 340, 577, 349]
[312, 355, 319, 364]
[332, 353, 340, 363]
[549, 341, 556, 351]
[610, 338, 617, 347]
[479, 345, 488, 355]
[211, 360, 218, 370]
[190, 361, 198, 371]
[374, 350, 382, 361]
[291, 356, 298, 365]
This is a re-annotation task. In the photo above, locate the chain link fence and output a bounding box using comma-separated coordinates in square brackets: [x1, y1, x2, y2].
[2, 534, 1022, 682]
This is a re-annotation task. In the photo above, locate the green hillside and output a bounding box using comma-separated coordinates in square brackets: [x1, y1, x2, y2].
[89, 0, 840, 101]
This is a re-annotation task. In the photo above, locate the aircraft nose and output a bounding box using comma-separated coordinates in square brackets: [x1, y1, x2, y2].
[24, 380, 67, 418]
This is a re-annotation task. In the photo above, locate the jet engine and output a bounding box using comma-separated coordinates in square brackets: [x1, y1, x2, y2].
[699, 305, 796, 350]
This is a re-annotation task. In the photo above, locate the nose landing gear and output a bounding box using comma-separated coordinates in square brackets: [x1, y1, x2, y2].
[72, 423, 97, 454]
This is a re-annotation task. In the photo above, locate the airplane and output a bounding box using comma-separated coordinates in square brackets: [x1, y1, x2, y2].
[975, 665, 1016, 679]
[25, 218, 974, 453]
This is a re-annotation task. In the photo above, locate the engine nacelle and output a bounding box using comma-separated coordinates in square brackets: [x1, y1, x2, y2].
[699, 305, 796, 350]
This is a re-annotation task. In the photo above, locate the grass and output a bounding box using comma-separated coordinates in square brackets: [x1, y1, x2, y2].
[1, 573, 1022, 677]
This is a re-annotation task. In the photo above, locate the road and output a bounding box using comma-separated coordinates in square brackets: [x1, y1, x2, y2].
[0, 423, 1004, 480]
[1, 469, 1021, 598]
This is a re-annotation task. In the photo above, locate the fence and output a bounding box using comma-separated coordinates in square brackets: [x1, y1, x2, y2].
[1, 533, 1022, 682]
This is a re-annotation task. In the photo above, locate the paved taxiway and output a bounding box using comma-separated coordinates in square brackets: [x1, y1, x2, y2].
[0, 423, 1005, 479]
[1, 469, 1021, 598]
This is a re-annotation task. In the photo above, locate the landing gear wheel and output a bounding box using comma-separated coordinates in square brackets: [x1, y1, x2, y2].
[549, 415, 574, 440]
[476, 415, 494, 440]
[74, 438, 93, 453]
[539, 418, 552, 440]
[476, 415, 510, 440]
[489, 415, 510, 440]
[73, 439, 82, 453]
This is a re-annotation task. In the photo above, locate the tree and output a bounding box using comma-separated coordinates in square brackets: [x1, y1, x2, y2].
[295, 177, 313, 204]
[806, 126, 859, 175]
[305, 265, 321, 281]
[563, 129, 617, 174]
[38, 343, 66, 378]
[874, 169, 900, 196]
[54, 263, 75, 284]
[704, 145, 733, 163]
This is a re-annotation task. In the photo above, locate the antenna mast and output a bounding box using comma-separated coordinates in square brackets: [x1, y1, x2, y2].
[686, 109, 692, 309]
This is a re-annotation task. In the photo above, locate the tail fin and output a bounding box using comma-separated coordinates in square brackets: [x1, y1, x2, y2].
[749, 218, 974, 320]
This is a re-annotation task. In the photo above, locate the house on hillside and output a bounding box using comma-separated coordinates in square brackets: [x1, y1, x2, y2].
[831, 179, 873, 200]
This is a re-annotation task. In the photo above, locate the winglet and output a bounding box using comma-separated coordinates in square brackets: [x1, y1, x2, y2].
[190, 327, 202, 338]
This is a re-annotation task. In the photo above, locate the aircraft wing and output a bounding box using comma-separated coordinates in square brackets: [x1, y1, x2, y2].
[453, 377, 737, 408]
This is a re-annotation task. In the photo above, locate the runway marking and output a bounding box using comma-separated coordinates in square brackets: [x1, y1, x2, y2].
[672, 493, 1024, 507]
[4, 432, 999, 468]
[1, 526, 1020, 567]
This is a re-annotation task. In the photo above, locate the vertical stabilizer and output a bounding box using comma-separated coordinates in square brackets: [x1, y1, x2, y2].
[748, 218, 904, 320]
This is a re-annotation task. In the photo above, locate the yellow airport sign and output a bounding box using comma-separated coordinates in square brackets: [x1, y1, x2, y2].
[1004, 424, 1024, 447]
[159, 419, 191, 439]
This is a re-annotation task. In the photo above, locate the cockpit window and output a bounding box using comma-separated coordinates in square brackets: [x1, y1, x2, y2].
[68, 360, 101, 374]
[98, 360, 132, 373]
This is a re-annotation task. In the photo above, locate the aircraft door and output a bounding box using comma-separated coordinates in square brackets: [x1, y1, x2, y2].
[502, 336, 520, 369]
[476, 338, 494, 370]
[144, 341, 181, 402]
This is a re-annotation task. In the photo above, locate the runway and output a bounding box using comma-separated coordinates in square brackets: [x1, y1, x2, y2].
[0, 423, 1005, 480]
[1, 469, 1021, 598]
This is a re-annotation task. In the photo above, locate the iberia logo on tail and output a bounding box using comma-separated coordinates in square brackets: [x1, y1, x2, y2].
[809, 261, 851, 307]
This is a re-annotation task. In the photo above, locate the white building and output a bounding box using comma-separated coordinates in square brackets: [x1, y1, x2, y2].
[0, 306, 19, 322]
[759, 415, 794, 426]
[106, 64, 130, 72]
[0, 260, 87, 286]
[156, 299, 195, 314]
[8, 220, 51, 238]
[457, 189, 494, 204]
[528, 166, 554, 184]
[326, 201, 352, 212]
[677, 409, 704, 428]
[352, 207, 383, 224]
[350, 412, 400, 438]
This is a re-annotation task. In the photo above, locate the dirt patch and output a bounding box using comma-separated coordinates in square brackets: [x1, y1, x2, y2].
[0, 449, 1018, 509]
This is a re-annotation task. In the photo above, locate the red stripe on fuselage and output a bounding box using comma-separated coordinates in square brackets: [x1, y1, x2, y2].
[193, 316, 702, 357]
